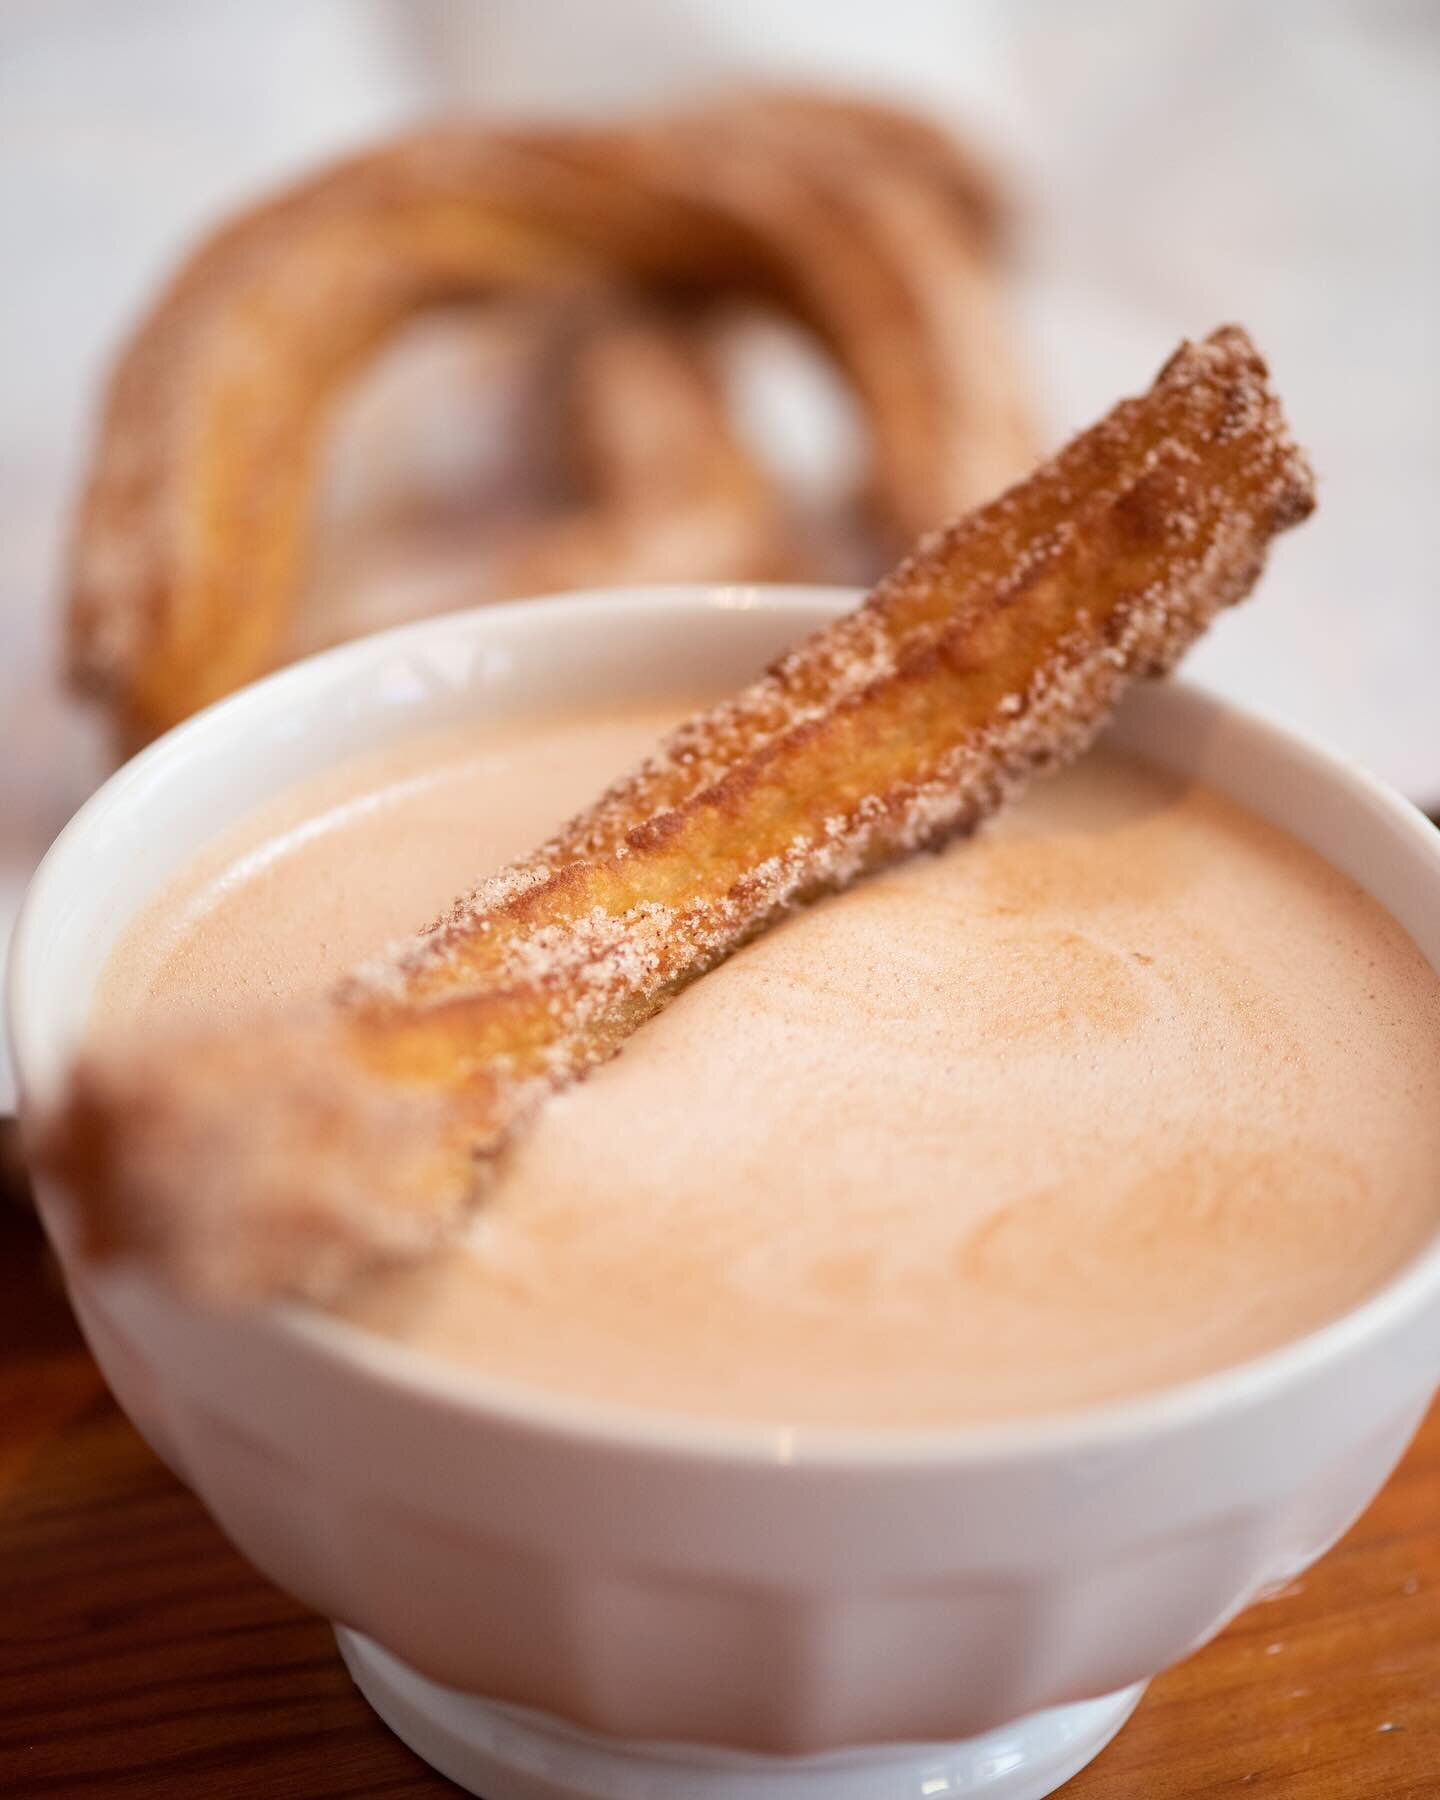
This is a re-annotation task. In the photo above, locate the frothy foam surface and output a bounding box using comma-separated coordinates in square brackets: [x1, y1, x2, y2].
[96, 706, 1440, 1427]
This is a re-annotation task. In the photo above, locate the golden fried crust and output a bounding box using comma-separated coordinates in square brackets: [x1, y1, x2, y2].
[66, 94, 1031, 749]
[42, 328, 1315, 1305]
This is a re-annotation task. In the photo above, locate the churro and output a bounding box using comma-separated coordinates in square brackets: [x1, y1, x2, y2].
[45, 328, 1315, 1304]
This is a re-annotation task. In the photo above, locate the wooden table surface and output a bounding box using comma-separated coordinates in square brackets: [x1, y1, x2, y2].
[3, 1175, 1437, 1799]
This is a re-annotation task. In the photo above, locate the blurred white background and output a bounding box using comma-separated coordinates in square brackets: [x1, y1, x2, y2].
[2, 0, 1437, 1107]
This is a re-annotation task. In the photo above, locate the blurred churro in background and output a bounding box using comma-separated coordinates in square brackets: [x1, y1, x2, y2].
[65, 92, 1033, 748]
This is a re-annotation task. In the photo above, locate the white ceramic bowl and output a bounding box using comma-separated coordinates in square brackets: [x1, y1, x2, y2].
[10, 588, 1440, 1800]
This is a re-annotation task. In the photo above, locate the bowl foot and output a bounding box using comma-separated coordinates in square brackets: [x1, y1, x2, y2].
[336, 1626, 1144, 1800]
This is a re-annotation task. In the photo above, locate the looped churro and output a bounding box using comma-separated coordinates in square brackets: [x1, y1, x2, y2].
[45, 328, 1316, 1304]
[67, 91, 1032, 748]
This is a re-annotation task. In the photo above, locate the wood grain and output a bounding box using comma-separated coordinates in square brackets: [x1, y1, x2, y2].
[2, 1192, 1436, 1798]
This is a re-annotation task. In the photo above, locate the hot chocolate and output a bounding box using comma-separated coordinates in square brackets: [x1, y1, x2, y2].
[96, 705, 1440, 1427]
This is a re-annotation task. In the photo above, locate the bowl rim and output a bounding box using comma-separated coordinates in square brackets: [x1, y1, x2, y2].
[10, 582, 1440, 1471]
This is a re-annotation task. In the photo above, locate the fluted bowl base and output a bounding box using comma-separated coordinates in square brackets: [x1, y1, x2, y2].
[337, 1627, 1145, 1800]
